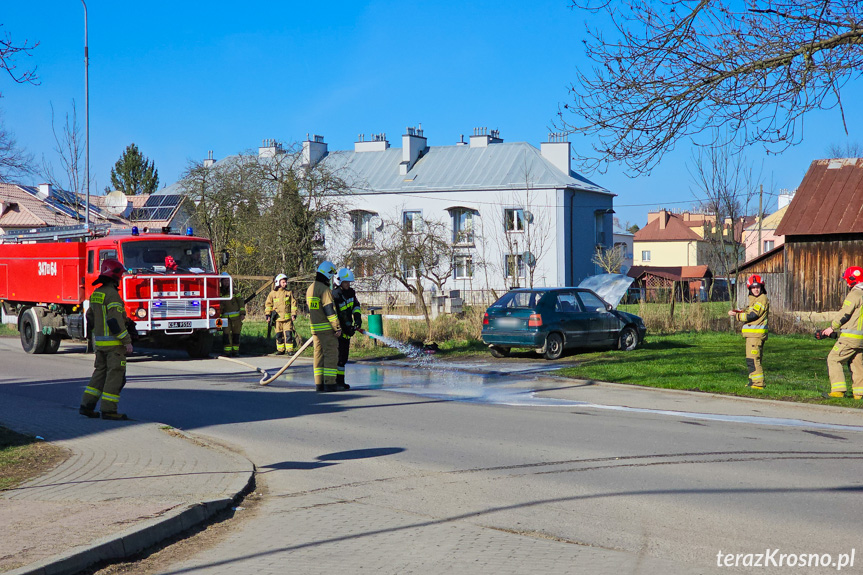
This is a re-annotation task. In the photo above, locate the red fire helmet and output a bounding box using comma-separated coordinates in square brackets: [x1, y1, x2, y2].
[746, 274, 764, 289]
[842, 266, 863, 287]
[99, 258, 126, 281]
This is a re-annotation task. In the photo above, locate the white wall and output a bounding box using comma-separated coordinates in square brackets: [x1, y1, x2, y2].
[322, 188, 562, 292]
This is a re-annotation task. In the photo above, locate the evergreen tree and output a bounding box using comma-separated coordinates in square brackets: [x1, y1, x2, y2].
[109, 143, 159, 195]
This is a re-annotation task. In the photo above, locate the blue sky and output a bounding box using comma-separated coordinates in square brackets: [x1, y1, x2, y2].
[3, 1, 861, 228]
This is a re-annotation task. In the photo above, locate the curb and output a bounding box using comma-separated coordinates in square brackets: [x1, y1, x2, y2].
[6, 439, 255, 575]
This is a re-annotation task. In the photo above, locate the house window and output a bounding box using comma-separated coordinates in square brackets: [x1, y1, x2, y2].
[763, 240, 775, 252]
[313, 218, 326, 247]
[504, 208, 525, 232]
[642, 250, 651, 262]
[595, 213, 605, 244]
[351, 255, 374, 278]
[402, 261, 419, 280]
[403, 210, 422, 233]
[451, 208, 475, 244]
[351, 211, 376, 243]
[454, 254, 474, 279]
[504, 254, 526, 278]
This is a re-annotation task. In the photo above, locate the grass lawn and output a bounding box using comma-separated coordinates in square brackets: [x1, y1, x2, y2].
[0, 427, 68, 490]
[0, 324, 17, 337]
[555, 331, 861, 406]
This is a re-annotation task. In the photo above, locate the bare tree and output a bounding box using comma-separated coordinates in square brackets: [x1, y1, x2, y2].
[363, 212, 457, 328]
[592, 244, 627, 274]
[826, 141, 863, 158]
[688, 134, 760, 302]
[41, 102, 85, 199]
[0, 114, 33, 181]
[1, 25, 38, 92]
[560, 0, 863, 174]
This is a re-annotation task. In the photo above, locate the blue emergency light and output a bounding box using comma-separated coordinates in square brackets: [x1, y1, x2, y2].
[131, 226, 139, 236]
[186, 227, 194, 236]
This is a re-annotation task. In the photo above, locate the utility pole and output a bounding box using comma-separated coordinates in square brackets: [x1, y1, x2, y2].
[81, 0, 90, 232]
[757, 184, 763, 256]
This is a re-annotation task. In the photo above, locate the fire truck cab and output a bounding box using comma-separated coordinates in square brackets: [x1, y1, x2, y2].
[0, 224, 231, 357]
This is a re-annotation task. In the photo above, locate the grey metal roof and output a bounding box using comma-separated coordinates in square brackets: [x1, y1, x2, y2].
[324, 142, 610, 195]
[157, 141, 611, 197]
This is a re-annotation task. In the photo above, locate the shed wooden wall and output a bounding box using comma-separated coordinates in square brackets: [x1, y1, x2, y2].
[785, 237, 863, 311]
[735, 248, 786, 310]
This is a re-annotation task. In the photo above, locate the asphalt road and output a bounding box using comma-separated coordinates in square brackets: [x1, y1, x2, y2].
[3, 336, 863, 574]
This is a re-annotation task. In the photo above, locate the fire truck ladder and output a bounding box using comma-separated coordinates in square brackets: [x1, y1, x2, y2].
[0, 224, 111, 244]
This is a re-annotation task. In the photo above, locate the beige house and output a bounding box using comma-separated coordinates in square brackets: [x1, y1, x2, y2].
[633, 210, 712, 267]
[742, 205, 788, 262]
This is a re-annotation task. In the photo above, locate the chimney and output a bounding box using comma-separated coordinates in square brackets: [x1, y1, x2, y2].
[37, 183, 53, 200]
[541, 133, 571, 175]
[355, 133, 389, 152]
[469, 127, 503, 148]
[456, 134, 467, 146]
[302, 134, 328, 166]
[659, 209, 668, 230]
[203, 150, 216, 167]
[259, 138, 285, 159]
[399, 125, 427, 176]
[778, 188, 796, 209]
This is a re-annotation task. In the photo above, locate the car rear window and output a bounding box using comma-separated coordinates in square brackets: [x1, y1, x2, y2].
[490, 291, 544, 309]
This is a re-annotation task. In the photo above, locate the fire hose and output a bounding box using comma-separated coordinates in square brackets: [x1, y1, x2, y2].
[215, 355, 272, 381]
[258, 336, 314, 385]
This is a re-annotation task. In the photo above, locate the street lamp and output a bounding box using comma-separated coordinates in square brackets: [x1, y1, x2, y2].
[81, 0, 89, 231]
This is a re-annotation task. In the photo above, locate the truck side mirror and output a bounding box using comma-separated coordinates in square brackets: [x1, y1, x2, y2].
[220, 250, 230, 266]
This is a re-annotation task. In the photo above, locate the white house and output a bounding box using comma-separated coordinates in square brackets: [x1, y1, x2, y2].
[160, 126, 614, 298]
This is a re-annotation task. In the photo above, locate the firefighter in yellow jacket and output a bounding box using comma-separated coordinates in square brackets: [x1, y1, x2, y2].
[220, 276, 246, 357]
[306, 261, 345, 392]
[819, 266, 863, 399]
[79, 258, 134, 420]
[728, 274, 769, 389]
[265, 273, 298, 355]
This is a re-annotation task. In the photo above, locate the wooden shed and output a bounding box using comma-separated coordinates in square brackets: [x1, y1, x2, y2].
[739, 158, 863, 313]
[627, 265, 713, 302]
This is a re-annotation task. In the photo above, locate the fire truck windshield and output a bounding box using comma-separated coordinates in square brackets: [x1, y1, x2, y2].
[121, 240, 215, 273]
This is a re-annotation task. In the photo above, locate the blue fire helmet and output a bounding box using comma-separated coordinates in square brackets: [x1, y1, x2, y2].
[337, 268, 355, 283]
[316, 261, 337, 280]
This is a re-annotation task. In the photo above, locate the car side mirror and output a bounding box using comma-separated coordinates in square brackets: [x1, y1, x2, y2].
[605, 303, 613, 311]
[220, 250, 230, 266]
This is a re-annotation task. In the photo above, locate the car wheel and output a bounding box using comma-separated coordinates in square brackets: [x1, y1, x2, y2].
[543, 333, 564, 360]
[618, 326, 639, 351]
[489, 346, 510, 358]
[20, 308, 48, 354]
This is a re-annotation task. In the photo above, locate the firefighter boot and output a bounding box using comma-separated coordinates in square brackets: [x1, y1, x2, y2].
[79, 406, 99, 418]
[827, 391, 846, 398]
[102, 412, 129, 421]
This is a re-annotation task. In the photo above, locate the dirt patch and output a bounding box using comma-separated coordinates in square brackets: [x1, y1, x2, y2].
[86, 479, 267, 575]
[0, 426, 70, 491]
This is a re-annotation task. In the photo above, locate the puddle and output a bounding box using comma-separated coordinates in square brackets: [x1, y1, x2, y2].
[273, 362, 863, 434]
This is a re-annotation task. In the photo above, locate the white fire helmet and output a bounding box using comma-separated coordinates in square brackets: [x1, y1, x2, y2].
[316, 261, 337, 280]
[274, 273, 287, 288]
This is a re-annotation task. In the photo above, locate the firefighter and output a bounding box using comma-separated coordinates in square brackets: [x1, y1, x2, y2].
[79, 258, 134, 420]
[220, 275, 245, 357]
[306, 261, 345, 392]
[819, 266, 863, 399]
[265, 273, 298, 355]
[728, 274, 769, 388]
[332, 267, 363, 388]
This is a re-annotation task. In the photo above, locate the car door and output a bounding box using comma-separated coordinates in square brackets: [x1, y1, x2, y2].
[551, 291, 581, 346]
[576, 289, 615, 347]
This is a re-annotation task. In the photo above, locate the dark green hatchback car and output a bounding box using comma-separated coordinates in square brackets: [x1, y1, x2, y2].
[481, 287, 646, 360]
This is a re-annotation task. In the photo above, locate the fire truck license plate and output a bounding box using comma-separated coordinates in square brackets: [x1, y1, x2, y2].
[168, 321, 192, 328]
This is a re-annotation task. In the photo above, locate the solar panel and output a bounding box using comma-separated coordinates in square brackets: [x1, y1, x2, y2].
[162, 195, 181, 207]
[154, 207, 173, 220]
[144, 195, 165, 207]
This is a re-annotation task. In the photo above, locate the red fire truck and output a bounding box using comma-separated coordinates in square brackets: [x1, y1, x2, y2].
[0, 224, 231, 357]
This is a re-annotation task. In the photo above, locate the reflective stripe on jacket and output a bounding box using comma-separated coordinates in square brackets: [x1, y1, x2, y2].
[221, 295, 246, 319]
[90, 285, 132, 347]
[306, 280, 339, 333]
[737, 293, 769, 339]
[832, 286, 863, 348]
[265, 288, 298, 318]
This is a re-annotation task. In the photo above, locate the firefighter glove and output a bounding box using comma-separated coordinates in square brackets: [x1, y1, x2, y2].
[265, 313, 271, 322]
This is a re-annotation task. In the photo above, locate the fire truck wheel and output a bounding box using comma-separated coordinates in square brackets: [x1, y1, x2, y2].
[186, 332, 214, 358]
[44, 335, 62, 354]
[20, 308, 48, 354]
